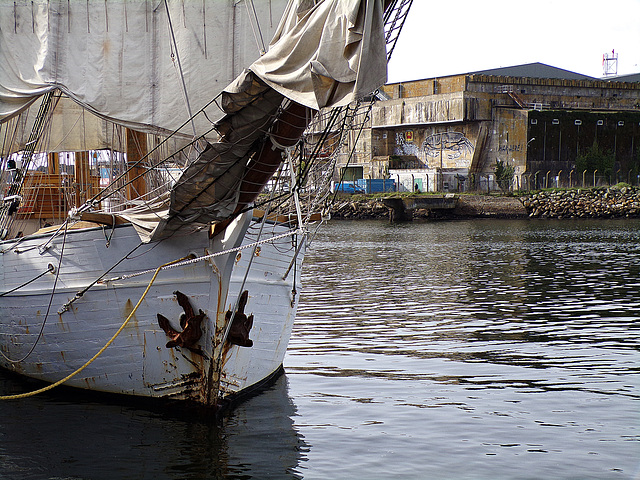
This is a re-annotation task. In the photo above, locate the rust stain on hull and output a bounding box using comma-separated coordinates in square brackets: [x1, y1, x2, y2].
[123, 298, 143, 344]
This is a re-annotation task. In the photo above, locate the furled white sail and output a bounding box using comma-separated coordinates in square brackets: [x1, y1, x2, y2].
[251, 0, 387, 110]
[135, 0, 388, 241]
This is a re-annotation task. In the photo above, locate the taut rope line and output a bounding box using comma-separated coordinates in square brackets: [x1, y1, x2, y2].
[0, 263, 55, 297]
[100, 227, 303, 283]
[0, 222, 69, 364]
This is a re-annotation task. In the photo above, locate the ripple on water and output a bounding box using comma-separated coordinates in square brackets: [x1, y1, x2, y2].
[287, 219, 640, 479]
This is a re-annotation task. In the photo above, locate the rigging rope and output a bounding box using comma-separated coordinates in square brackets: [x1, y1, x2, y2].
[244, 0, 266, 55]
[0, 222, 68, 364]
[0, 264, 55, 297]
[164, 0, 197, 140]
[100, 227, 303, 283]
[215, 171, 285, 372]
[329, 100, 375, 206]
[0, 90, 58, 239]
[0, 255, 189, 401]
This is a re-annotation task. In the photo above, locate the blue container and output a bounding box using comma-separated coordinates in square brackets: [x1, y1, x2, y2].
[355, 179, 396, 193]
[334, 181, 364, 193]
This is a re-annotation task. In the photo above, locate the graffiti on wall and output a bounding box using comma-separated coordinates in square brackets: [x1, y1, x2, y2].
[498, 144, 523, 153]
[423, 132, 474, 160]
[394, 131, 475, 168]
[394, 132, 421, 157]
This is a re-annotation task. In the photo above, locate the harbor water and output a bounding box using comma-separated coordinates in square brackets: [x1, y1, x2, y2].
[1, 219, 639, 479]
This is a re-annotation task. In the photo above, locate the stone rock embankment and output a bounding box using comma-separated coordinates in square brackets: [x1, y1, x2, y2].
[329, 194, 528, 220]
[522, 186, 640, 219]
[327, 188, 640, 220]
[331, 199, 389, 219]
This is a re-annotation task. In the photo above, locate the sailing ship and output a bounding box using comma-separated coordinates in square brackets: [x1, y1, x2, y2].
[0, 0, 412, 407]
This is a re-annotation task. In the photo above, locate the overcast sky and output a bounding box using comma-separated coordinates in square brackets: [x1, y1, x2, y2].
[387, 0, 640, 82]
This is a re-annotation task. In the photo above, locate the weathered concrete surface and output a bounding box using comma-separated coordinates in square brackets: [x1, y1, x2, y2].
[381, 195, 459, 222]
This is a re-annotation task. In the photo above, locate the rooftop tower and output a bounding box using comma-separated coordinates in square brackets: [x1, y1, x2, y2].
[603, 49, 618, 76]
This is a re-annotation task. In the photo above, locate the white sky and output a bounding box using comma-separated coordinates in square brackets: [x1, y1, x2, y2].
[387, 0, 640, 82]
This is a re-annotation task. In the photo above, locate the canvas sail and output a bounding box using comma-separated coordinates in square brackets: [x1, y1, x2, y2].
[142, 0, 387, 240]
[1, 0, 386, 138]
[1, 0, 388, 241]
[0, 0, 290, 147]
[251, 0, 387, 110]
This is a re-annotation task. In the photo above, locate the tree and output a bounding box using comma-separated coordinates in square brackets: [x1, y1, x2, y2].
[494, 160, 514, 192]
[575, 141, 615, 178]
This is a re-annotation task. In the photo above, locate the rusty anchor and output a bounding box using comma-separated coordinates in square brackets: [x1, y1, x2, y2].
[226, 290, 254, 347]
[157, 291, 204, 349]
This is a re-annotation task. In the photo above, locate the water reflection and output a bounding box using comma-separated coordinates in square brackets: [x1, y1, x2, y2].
[286, 219, 640, 479]
[0, 372, 306, 480]
[291, 219, 640, 396]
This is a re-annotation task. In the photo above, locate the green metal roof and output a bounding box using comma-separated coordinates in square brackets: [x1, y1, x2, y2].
[603, 72, 640, 83]
[470, 62, 597, 81]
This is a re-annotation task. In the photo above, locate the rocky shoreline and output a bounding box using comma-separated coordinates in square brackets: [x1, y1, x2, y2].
[328, 186, 640, 220]
[329, 193, 528, 220]
[522, 186, 640, 219]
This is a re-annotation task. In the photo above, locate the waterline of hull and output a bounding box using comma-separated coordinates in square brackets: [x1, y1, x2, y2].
[0, 219, 304, 406]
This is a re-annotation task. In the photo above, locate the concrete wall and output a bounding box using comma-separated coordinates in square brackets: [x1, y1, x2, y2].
[371, 93, 465, 126]
[467, 74, 640, 111]
[371, 93, 492, 128]
[389, 168, 474, 193]
[383, 74, 640, 110]
[487, 108, 529, 184]
[526, 110, 640, 187]
[381, 75, 468, 98]
[337, 72, 640, 191]
[375, 124, 481, 169]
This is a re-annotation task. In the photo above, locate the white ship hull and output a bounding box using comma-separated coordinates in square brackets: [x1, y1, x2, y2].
[0, 0, 395, 411]
[0, 217, 304, 407]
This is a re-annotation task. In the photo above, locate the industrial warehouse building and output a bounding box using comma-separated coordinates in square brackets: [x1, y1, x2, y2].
[337, 63, 640, 193]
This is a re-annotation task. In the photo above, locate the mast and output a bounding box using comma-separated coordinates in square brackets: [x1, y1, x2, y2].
[74, 152, 92, 207]
[125, 129, 148, 200]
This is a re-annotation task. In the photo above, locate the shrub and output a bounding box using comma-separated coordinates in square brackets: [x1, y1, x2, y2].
[494, 160, 515, 192]
[575, 141, 615, 178]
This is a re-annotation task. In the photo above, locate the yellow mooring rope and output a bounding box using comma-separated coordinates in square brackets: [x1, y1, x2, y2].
[0, 256, 188, 400]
